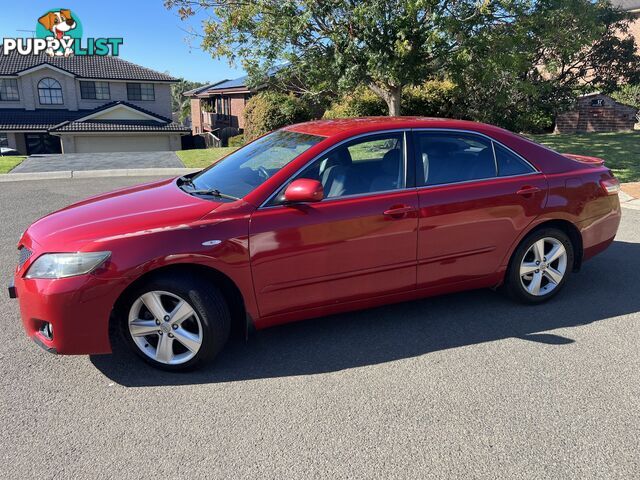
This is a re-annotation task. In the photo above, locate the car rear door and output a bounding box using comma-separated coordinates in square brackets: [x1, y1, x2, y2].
[249, 131, 419, 319]
[413, 130, 548, 289]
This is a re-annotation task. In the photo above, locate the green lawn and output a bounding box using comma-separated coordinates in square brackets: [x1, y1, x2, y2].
[530, 131, 640, 183]
[176, 147, 238, 169]
[0, 156, 25, 174]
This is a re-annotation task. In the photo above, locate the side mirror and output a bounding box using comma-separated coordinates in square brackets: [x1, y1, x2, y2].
[284, 178, 324, 203]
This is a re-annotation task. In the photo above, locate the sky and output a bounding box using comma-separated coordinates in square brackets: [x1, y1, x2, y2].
[0, 0, 245, 84]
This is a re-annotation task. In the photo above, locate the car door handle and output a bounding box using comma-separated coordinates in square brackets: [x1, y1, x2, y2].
[516, 186, 541, 196]
[383, 205, 415, 217]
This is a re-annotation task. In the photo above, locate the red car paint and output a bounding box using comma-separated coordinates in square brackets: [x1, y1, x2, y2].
[12, 118, 621, 355]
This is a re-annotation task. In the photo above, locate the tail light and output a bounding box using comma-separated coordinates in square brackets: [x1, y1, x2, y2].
[600, 178, 620, 195]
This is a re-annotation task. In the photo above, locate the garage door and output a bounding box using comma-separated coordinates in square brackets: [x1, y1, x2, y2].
[74, 135, 171, 153]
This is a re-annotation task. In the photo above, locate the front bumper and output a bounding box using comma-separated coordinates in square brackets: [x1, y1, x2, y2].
[12, 272, 125, 355]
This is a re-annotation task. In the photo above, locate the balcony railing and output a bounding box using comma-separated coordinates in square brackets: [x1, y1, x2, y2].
[202, 112, 231, 129]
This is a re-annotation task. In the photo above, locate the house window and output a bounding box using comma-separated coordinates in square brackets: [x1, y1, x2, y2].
[0, 132, 8, 148]
[215, 96, 231, 115]
[0, 79, 19, 101]
[38, 78, 63, 105]
[127, 83, 155, 101]
[80, 81, 110, 100]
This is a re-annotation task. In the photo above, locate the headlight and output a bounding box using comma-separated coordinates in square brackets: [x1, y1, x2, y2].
[25, 252, 111, 279]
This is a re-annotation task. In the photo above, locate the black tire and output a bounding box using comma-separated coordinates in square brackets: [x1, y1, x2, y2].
[116, 271, 230, 371]
[505, 227, 574, 304]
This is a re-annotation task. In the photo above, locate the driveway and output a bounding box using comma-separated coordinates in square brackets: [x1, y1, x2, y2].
[1, 177, 639, 479]
[10, 151, 184, 173]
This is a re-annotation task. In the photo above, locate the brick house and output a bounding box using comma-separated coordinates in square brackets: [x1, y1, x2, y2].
[185, 75, 252, 144]
[550, 1, 640, 134]
[0, 51, 189, 154]
[612, 1, 640, 45]
[555, 93, 637, 133]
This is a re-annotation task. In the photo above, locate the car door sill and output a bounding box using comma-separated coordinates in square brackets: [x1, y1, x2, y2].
[255, 274, 502, 328]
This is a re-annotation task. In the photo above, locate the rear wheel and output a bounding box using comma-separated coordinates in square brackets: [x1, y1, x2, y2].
[505, 228, 574, 304]
[117, 272, 230, 371]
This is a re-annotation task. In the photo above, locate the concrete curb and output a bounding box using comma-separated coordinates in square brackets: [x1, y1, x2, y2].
[0, 167, 200, 183]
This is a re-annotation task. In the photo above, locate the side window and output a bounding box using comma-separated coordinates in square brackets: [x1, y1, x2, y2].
[273, 133, 404, 203]
[494, 142, 535, 176]
[416, 132, 496, 186]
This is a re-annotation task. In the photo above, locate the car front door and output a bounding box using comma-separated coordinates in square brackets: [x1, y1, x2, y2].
[413, 130, 548, 289]
[249, 131, 419, 320]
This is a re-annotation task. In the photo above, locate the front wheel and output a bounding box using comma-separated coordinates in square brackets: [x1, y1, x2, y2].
[117, 272, 230, 371]
[505, 228, 574, 304]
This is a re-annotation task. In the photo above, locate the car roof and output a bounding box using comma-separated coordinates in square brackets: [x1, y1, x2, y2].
[283, 116, 511, 138]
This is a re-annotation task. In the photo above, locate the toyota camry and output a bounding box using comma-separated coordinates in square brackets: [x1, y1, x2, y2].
[9, 117, 621, 370]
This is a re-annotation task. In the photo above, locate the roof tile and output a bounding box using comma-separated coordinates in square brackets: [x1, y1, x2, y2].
[0, 51, 176, 81]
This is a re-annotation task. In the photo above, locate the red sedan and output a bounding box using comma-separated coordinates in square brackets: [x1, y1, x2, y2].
[9, 118, 621, 370]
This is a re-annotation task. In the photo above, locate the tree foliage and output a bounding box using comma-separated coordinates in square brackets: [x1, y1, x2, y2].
[449, 0, 640, 132]
[165, 0, 480, 115]
[324, 81, 457, 119]
[171, 78, 207, 122]
[243, 91, 312, 141]
[166, 0, 640, 131]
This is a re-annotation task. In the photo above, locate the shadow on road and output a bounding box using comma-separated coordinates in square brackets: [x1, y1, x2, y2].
[90, 240, 640, 387]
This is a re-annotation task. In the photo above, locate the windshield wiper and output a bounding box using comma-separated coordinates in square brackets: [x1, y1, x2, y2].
[178, 176, 240, 201]
[187, 188, 241, 201]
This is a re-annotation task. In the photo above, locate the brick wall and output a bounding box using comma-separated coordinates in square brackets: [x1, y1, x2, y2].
[190, 98, 202, 134]
[555, 94, 637, 133]
[229, 94, 248, 129]
[626, 14, 640, 52]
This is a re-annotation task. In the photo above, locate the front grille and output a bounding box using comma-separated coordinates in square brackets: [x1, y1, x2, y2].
[18, 246, 32, 269]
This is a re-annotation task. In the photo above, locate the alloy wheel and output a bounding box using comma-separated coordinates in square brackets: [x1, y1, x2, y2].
[128, 290, 203, 365]
[519, 237, 568, 297]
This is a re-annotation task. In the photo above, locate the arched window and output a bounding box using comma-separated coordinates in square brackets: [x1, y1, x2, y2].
[38, 78, 63, 105]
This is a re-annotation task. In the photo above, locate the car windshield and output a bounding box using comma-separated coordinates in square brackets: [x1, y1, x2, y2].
[187, 130, 324, 199]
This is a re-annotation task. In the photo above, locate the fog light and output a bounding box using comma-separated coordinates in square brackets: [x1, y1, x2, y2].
[40, 322, 53, 341]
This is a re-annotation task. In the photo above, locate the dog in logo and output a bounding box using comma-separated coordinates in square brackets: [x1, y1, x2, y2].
[38, 9, 76, 57]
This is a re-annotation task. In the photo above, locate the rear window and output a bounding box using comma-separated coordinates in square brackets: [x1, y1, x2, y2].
[495, 143, 536, 176]
[415, 132, 496, 186]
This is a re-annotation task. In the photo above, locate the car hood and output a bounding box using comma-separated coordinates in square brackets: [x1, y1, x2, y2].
[23, 178, 223, 251]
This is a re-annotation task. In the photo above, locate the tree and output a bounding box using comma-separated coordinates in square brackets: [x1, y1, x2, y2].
[449, 0, 640, 132]
[165, 0, 483, 116]
[171, 78, 208, 122]
[243, 91, 312, 140]
[165, 0, 640, 125]
[612, 84, 640, 122]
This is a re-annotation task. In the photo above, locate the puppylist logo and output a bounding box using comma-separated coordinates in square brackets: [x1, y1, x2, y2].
[2, 8, 123, 57]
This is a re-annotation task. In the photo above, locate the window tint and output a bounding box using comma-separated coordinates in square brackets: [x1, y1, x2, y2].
[416, 133, 496, 186]
[278, 133, 404, 202]
[494, 142, 535, 176]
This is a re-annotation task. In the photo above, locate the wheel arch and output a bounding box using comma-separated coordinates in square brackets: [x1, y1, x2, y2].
[508, 219, 583, 273]
[111, 263, 250, 338]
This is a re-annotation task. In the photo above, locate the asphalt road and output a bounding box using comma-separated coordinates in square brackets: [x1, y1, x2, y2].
[1, 177, 639, 479]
